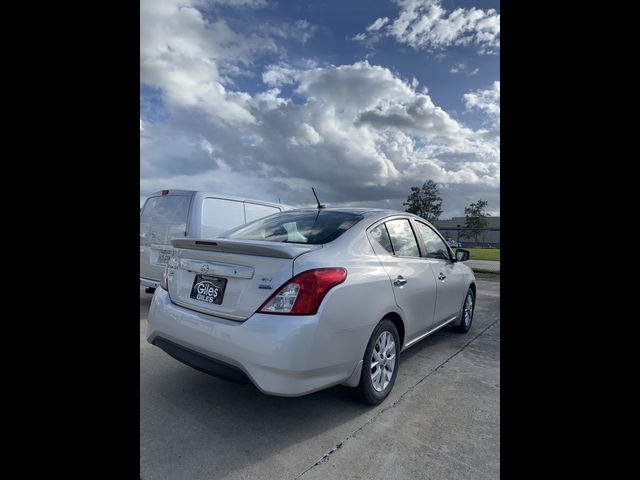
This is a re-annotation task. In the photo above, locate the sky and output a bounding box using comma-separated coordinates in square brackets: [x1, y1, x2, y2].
[140, 0, 500, 218]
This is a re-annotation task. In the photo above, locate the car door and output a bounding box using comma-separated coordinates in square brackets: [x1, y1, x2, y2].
[412, 220, 467, 325]
[368, 218, 438, 345]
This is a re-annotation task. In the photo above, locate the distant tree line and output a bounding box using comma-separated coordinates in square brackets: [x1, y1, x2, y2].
[403, 180, 491, 243]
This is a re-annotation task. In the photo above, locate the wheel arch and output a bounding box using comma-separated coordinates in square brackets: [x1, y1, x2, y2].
[382, 311, 405, 349]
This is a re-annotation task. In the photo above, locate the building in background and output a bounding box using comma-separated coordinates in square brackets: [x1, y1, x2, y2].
[432, 217, 500, 248]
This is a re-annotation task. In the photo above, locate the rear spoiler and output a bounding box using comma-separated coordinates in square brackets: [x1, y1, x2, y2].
[171, 238, 321, 259]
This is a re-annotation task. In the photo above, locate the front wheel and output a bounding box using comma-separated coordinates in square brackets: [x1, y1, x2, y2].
[356, 319, 400, 405]
[453, 288, 475, 333]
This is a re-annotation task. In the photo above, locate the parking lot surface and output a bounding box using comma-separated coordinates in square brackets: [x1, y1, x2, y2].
[463, 260, 500, 272]
[140, 280, 500, 480]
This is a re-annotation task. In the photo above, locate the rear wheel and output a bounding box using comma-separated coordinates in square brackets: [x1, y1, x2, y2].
[453, 288, 475, 333]
[356, 319, 400, 405]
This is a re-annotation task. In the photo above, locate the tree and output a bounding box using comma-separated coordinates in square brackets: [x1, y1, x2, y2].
[403, 180, 443, 223]
[461, 199, 490, 244]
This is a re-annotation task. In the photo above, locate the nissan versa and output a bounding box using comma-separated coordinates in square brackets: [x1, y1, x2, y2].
[147, 208, 476, 405]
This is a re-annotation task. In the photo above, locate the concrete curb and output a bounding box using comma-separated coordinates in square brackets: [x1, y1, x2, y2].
[472, 269, 500, 274]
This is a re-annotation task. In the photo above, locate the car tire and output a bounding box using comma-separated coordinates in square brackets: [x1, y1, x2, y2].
[145, 287, 156, 294]
[356, 319, 400, 406]
[453, 288, 475, 333]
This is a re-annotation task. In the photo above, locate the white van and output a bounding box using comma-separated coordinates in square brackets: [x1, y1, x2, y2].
[140, 190, 294, 291]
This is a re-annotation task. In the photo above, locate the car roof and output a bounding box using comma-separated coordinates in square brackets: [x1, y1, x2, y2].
[282, 207, 426, 223]
[283, 207, 388, 215]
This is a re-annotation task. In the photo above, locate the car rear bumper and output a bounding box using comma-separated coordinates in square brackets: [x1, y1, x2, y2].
[140, 277, 160, 289]
[151, 336, 250, 384]
[146, 288, 364, 396]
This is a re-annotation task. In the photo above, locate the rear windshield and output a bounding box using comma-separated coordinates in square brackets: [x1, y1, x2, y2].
[140, 195, 190, 224]
[221, 210, 364, 245]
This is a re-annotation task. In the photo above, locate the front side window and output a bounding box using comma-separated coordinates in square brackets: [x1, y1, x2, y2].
[385, 219, 420, 257]
[415, 222, 450, 260]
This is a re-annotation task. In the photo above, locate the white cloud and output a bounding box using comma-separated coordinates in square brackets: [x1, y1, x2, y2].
[292, 19, 317, 44]
[296, 61, 415, 113]
[262, 19, 318, 45]
[140, 2, 500, 216]
[464, 81, 500, 121]
[450, 63, 480, 75]
[140, 0, 277, 126]
[355, 0, 500, 54]
[210, 0, 268, 7]
[449, 63, 466, 73]
[254, 88, 288, 109]
[289, 123, 324, 146]
[262, 64, 300, 86]
[142, 59, 499, 215]
[367, 17, 390, 32]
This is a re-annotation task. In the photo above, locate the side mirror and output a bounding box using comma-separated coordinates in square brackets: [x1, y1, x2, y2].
[455, 249, 470, 262]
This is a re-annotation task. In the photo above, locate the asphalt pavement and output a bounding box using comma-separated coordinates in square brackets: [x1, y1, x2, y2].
[140, 280, 500, 480]
[464, 260, 500, 273]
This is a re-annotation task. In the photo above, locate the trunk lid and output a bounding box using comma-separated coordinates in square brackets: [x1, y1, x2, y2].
[168, 238, 321, 320]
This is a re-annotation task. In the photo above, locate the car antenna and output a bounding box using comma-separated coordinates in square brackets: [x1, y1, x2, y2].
[312, 187, 325, 209]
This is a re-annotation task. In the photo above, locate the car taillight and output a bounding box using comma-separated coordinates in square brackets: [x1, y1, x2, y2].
[258, 268, 347, 315]
[160, 264, 169, 291]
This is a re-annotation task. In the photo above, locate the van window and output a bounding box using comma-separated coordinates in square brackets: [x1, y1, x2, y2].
[202, 198, 245, 233]
[244, 202, 281, 223]
[140, 195, 190, 225]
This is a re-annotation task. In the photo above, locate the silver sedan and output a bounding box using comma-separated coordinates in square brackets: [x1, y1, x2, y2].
[147, 208, 476, 405]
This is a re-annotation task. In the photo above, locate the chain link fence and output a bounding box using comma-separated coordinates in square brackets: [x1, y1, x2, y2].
[437, 227, 500, 248]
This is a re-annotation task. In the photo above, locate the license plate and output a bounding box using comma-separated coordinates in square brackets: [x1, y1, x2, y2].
[190, 275, 227, 305]
[157, 252, 171, 264]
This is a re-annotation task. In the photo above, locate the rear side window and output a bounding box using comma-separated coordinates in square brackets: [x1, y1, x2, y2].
[370, 224, 394, 254]
[202, 198, 245, 231]
[244, 202, 281, 223]
[385, 219, 420, 257]
[140, 195, 190, 224]
[415, 222, 450, 260]
[222, 210, 364, 245]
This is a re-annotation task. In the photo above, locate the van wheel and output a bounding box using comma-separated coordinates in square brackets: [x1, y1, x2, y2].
[145, 287, 156, 294]
[453, 288, 475, 333]
[356, 319, 400, 405]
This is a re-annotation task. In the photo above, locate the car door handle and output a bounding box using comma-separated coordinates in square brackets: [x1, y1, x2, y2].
[393, 276, 407, 286]
[438, 273, 446, 280]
